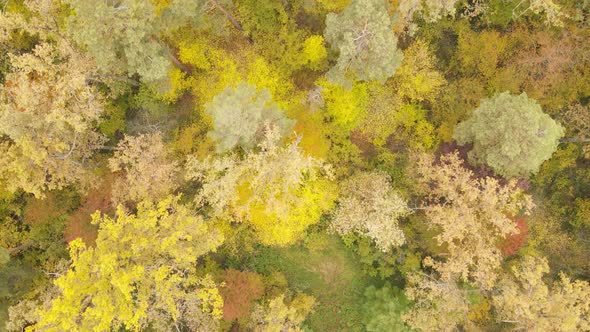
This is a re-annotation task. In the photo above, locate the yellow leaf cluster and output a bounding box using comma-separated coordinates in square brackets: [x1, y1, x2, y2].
[34, 196, 224, 331]
[318, 79, 369, 131]
[187, 127, 336, 246]
[301, 35, 328, 70]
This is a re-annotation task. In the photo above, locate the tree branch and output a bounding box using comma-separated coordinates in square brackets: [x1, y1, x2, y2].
[8, 241, 34, 255]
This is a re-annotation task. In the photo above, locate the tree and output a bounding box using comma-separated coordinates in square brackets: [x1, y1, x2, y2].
[562, 103, 590, 158]
[457, 29, 511, 80]
[387, 103, 436, 150]
[186, 126, 336, 246]
[63, 0, 205, 83]
[0, 43, 105, 197]
[454, 92, 565, 178]
[493, 256, 590, 331]
[331, 171, 411, 251]
[6, 283, 61, 332]
[402, 267, 472, 332]
[512, 0, 566, 27]
[33, 196, 224, 331]
[249, 293, 316, 332]
[0, 0, 69, 45]
[310, 0, 350, 12]
[108, 133, 180, 205]
[356, 39, 442, 148]
[6, 299, 42, 332]
[415, 152, 534, 289]
[324, 0, 403, 87]
[393, 40, 446, 103]
[395, 0, 461, 33]
[0, 246, 9, 267]
[362, 284, 413, 332]
[205, 82, 294, 152]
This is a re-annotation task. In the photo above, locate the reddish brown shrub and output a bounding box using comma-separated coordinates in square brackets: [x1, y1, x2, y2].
[221, 269, 264, 321]
[500, 217, 529, 256]
[64, 174, 114, 245]
[24, 193, 66, 225]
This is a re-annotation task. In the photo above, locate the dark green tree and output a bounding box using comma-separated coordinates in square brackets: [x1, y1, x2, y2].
[362, 284, 413, 332]
[324, 0, 403, 87]
[64, 0, 205, 83]
[205, 82, 294, 152]
[454, 92, 564, 178]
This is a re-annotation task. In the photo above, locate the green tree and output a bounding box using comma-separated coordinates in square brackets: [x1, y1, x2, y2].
[454, 92, 565, 178]
[34, 196, 224, 331]
[205, 82, 294, 152]
[362, 284, 413, 332]
[396, 0, 461, 33]
[324, 0, 403, 86]
[63, 0, 205, 83]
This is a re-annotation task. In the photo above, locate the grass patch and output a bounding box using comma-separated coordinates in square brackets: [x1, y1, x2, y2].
[244, 234, 374, 331]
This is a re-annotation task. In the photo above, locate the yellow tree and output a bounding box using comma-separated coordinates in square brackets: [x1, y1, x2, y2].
[358, 40, 442, 148]
[186, 125, 336, 246]
[393, 40, 446, 103]
[34, 196, 224, 331]
[415, 152, 534, 289]
[493, 256, 590, 331]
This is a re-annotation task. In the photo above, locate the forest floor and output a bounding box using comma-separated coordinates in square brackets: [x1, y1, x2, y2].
[247, 234, 373, 331]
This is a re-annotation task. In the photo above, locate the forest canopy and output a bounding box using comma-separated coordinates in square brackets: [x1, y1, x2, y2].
[0, 0, 589, 331]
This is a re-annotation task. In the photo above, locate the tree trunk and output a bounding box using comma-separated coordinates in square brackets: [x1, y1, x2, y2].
[165, 46, 191, 74]
[210, 0, 243, 32]
[209, 0, 253, 43]
[8, 241, 34, 255]
[560, 137, 590, 143]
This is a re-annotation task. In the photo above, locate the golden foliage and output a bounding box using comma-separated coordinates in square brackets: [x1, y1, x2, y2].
[416, 152, 534, 289]
[34, 196, 224, 331]
[186, 126, 336, 246]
